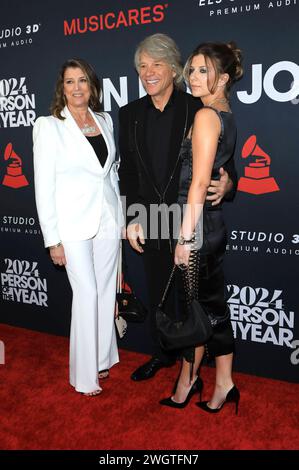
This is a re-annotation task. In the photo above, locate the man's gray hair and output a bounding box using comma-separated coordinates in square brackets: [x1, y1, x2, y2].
[134, 33, 184, 89]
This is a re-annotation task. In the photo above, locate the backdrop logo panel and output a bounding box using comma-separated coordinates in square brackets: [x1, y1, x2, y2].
[0, 216, 41, 237]
[0, 76, 36, 128]
[63, 3, 168, 35]
[237, 61, 299, 104]
[196, 0, 297, 17]
[238, 135, 279, 195]
[228, 283, 296, 347]
[1, 258, 48, 307]
[0, 23, 41, 49]
[290, 340, 299, 365]
[226, 230, 299, 257]
[2, 142, 29, 189]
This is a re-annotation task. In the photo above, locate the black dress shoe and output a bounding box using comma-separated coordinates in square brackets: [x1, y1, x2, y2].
[131, 357, 175, 381]
[159, 377, 203, 409]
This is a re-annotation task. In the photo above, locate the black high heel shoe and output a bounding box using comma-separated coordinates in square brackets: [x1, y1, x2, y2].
[196, 385, 240, 415]
[159, 377, 203, 409]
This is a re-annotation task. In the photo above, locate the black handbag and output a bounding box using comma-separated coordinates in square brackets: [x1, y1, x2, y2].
[117, 289, 147, 323]
[156, 265, 213, 351]
[116, 242, 147, 323]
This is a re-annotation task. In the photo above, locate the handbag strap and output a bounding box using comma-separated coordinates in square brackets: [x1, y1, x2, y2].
[159, 264, 177, 308]
[159, 264, 193, 308]
[117, 240, 122, 294]
[159, 262, 196, 308]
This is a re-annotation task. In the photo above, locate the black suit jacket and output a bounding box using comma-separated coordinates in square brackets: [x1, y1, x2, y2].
[118, 89, 237, 249]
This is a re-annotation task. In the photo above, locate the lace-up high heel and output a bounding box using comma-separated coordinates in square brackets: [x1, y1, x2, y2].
[160, 376, 203, 409]
[196, 385, 240, 415]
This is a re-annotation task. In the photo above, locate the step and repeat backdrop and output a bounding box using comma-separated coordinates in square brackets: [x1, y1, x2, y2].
[0, 0, 298, 382]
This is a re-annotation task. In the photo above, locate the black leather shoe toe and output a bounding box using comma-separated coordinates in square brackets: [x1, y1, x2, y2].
[131, 357, 175, 381]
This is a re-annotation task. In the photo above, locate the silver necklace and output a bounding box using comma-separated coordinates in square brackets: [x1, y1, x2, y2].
[206, 97, 229, 107]
[81, 122, 97, 135]
[72, 112, 97, 134]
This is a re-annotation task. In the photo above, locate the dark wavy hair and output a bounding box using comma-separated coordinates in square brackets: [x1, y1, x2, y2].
[50, 58, 103, 120]
[183, 41, 243, 98]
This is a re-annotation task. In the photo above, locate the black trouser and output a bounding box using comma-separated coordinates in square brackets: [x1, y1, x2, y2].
[142, 244, 176, 363]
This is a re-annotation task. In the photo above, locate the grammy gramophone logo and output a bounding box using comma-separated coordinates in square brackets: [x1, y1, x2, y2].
[237, 135, 279, 195]
[2, 142, 29, 189]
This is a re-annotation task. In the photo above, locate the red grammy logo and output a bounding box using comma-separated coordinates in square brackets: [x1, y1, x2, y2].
[237, 135, 279, 195]
[2, 143, 29, 189]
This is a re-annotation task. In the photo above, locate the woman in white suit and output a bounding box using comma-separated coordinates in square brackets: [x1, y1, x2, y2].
[33, 58, 123, 396]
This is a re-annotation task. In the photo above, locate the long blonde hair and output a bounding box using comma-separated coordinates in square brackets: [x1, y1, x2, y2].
[134, 33, 184, 90]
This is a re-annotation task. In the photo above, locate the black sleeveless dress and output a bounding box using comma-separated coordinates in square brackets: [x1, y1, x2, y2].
[177, 107, 236, 360]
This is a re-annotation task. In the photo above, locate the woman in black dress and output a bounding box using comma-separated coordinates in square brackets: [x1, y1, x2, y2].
[160, 42, 243, 413]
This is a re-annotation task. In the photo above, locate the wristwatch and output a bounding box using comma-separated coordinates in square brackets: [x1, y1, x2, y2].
[48, 242, 62, 249]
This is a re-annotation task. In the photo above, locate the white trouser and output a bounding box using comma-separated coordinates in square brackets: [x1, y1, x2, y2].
[63, 203, 120, 393]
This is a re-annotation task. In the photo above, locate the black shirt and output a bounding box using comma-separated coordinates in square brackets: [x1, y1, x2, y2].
[85, 134, 108, 168]
[145, 91, 175, 191]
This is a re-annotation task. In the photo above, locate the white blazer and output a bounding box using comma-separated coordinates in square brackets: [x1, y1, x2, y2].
[33, 106, 123, 247]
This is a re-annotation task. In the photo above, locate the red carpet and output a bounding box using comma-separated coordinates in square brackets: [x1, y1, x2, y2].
[0, 323, 298, 450]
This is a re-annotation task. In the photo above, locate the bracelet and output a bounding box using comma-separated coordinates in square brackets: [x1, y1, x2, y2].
[177, 233, 195, 245]
[48, 242, 62, 249]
